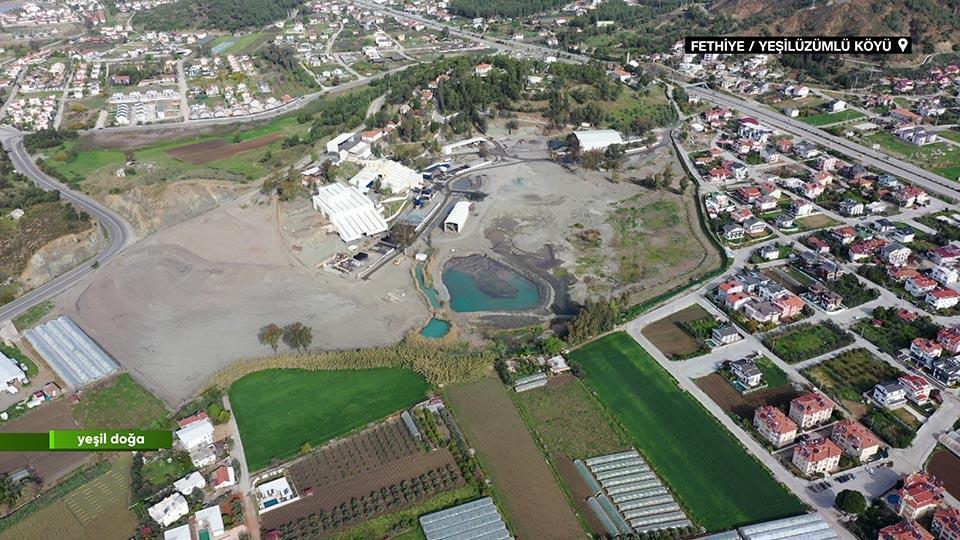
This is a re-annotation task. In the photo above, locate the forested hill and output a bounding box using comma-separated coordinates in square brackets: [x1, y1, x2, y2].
[448, 0, 567, 19]
[137, 0, 302, 32]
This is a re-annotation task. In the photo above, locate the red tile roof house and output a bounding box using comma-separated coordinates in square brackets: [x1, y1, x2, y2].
[932, 507, 960, 540]
[879, 520, 934, 540]
[789, 393, 834, 429]
[926, 288, 960, 311]
[792, 437, 842, 476]
[929, 244, 960, 266]
[898, 374, 932, 405]
[831, 419, 881, 462]
[938, 326, 960, 355]
[910, 338, 943, 366]
[906, 276, 939, 297]
[177, 411, 209, 428]
[898, 472, 945, 519]
[753, 406, 797, 448]
[774, 294, 805, 319]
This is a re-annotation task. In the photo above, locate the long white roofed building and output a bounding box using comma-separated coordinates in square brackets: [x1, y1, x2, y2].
[312, 183, 389, 243]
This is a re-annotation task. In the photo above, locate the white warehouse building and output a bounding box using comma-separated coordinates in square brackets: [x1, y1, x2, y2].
[349, 159, 423, 194]
[312, 183, 389, 243]
[444, 201, 472, 233]
[571, 129, 624, 152]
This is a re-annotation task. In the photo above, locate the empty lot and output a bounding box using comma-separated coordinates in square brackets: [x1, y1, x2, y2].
[641, 303, 713, 359]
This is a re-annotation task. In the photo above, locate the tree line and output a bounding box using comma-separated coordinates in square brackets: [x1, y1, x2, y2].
[447, 0, 567, 19]
[138, 0, 303, 32]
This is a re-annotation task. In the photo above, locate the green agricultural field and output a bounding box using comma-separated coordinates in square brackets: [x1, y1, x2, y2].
[801, 109, 864, 126]
[763, 322, 853, 364]
[230, 368, 430, 470]
[570, 333, 805, 531]
[73, 373, 168, 430]
[863, 132, 960, 180]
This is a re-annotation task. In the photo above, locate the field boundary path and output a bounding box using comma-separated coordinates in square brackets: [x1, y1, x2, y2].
[223, 395, 260, 540]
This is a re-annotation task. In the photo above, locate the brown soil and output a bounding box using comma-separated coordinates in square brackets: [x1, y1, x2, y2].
[555, 455, 605, 535]
[696, 373, 802, 419]
[0, 400, 90, 487]
[641, 303, 712, 358]
[260, 420, 462, 535]
[927, 450, 960, 500]
[446, 376, 583, 539]
[167, 133, 283, 165]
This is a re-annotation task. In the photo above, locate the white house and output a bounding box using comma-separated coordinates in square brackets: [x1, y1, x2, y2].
[163, 525, 192, 540]
[312, 183, 389, 243]
[148, 493, 189, 527]
[173, 471, 206, 495]
[872, 381, 907, 409]
[175, 418, 214, 450]
[195, 505, 225, 538]
[730, 358, 762, 387]
[927, 288, 960, 310]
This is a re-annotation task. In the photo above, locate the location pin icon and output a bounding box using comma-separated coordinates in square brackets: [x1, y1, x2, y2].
[898, 38, 909, 52]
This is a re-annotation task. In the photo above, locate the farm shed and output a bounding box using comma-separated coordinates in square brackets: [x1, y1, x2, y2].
[736, 512, 836, 539]
[401, 410, 421, 439]
[312, 183, 389, 243]
[444, 201, 472, 233]
[24, 316, 120, 389]
[512, 372, 548, 392]
[419, 497, 511, 540]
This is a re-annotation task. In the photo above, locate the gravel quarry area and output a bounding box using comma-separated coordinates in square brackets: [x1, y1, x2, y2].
[69, 191, 427, 406]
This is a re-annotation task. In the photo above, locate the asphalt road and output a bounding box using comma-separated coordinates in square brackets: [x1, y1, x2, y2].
[0, 130, 136, 324]
[686, 86, 960, 201]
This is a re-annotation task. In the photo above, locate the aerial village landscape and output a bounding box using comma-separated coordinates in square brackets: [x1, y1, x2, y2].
[1, 1, 960, 540]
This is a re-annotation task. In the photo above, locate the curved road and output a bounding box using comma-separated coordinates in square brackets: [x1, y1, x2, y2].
[0, 129, 136, 323]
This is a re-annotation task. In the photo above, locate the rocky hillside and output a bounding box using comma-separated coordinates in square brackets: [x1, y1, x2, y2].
[713, 0, 960, 52]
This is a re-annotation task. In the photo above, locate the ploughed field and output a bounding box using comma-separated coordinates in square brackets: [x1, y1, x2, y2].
[229, 368, 430, 470]
[569, 332, 806, 531]
[165, 132, 284, 164]
[446, 376, 584, 539]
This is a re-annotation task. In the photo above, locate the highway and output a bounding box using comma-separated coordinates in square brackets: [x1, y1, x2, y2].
[686, 85, 960, 201]
[0, 129, 136, 324]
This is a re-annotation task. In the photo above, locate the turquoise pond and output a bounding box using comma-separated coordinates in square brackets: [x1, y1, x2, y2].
[420, 319, 451, 338]
[415, 265, 441, 309]
[442, 268, 540, 313]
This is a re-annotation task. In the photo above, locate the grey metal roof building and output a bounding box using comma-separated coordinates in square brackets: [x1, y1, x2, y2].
[24, 316, 119, 388]
[738, 513, 837, 540]
[419, 497, 510, 540]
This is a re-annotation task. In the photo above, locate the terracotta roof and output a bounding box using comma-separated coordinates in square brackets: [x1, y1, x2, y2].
[755, 406, 797, 434]
[832, 419, 881, 451]
[791, 393, 833, 415]
[794, 437, 842, 462]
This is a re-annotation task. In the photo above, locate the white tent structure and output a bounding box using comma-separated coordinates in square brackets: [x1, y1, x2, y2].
[312, 183, 388, 243]
[572, 129, 624, 152]
[0, 352, 27, 394]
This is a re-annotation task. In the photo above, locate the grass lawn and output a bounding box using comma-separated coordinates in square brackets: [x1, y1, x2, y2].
[763, 323, 853, 364]
[230, 368, 430, 471]
[570, 333, 805, 530]
[937, 130, 960, 144]
[756, 356, 789, 389]
[73, 373, 169, 430]
[141, 451, 193, 487]
[801, 109, 864, 126]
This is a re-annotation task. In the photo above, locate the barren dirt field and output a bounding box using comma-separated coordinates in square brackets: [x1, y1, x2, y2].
[446, 376, 583, 539]
[167, 133, 283, 164]
[0, 401, 90, 486]
[696, 373, 802, 419]
[70, 191, 427, 406]
[641, 303, 712, 358]
[928, 450, 960, 500]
